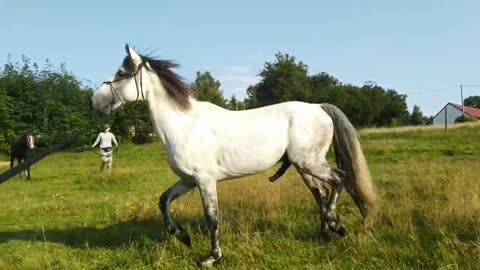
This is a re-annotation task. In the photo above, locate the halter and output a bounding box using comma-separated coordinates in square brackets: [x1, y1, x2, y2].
[102, 62, 145, 108]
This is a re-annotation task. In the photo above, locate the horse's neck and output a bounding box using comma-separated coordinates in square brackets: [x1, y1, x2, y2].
[147, 85, 196, 147]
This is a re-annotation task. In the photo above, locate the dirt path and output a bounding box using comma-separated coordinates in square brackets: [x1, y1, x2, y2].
[0, 161, 10, 167]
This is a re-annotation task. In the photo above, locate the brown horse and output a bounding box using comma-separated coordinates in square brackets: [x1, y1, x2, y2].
[9, 132, 35, 180]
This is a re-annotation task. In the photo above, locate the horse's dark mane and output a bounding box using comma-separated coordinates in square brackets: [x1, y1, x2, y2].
[21, 131, 32, 138]
[123, 55, 192, 110]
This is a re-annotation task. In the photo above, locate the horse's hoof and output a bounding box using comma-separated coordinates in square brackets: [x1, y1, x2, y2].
[198, 255, 223, 268]
[318, 231, 331, 243]
[335, 225, 346, 237]
[328, 221, 346, 237]
[175, 229, 191, 247]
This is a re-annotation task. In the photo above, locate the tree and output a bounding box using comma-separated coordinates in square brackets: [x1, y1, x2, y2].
[251, 52, 312, 107]
[0, 56, 97, 150]
[227, 95, 245, 111]
[193, 71, 227, 107]
[409, 105, 424, 125]
[309, 72, 340, 103]
[244, 85, 258, 109]
[0, 80, 14, 152]
[464, 96, 480, 108]
[423, 115, 434, 125]
[111, 102, 154, 143]
[380, 90, 409, 126]
[455, 115, 476, 123]
[244, 52, 409, 127]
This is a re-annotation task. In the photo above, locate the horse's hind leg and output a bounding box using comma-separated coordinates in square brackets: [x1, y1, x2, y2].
[17, 158, 23, 178]
[298, 162, 346, 237]
[159, 178, 196, 246]
[297, 170, 330, 236]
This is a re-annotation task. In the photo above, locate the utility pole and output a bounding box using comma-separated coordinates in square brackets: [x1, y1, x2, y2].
[460, 84, 464, 115]
[444, 105, 447, 133]
[459, 84, 480, 114]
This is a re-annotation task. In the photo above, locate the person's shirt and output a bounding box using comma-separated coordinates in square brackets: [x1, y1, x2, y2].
[92, 132, 118, 148]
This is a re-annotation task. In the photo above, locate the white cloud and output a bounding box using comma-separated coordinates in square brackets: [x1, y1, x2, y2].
[228, 65, 252, 74]
[218, 65, 259, 99]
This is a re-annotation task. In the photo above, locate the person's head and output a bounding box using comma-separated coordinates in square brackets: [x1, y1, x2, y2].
[103, 124, 111, 132]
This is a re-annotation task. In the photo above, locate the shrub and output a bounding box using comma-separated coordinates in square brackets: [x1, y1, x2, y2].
[454, 115, 477, 123]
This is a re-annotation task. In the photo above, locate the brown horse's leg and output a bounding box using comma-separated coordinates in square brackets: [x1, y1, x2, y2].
[17, 158, 23, 178]
[26, 164, 31, 180]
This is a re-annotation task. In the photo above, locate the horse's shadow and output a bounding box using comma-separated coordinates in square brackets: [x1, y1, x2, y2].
[0, 218, 174, 249]
[0, 215, 327, 249]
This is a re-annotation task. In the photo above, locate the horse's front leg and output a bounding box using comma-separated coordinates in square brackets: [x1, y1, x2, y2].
[159, 178, 196, 246]
[197, 178, 222, 268]
[17, 158, 22, 179]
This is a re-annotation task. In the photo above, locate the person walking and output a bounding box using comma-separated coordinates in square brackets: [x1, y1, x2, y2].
[92, 124, 118, 172]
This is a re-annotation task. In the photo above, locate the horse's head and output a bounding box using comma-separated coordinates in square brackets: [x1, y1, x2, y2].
[91, 45, 149, 114]
[25, 132, 35, 150]
[91, 44, 191, 114]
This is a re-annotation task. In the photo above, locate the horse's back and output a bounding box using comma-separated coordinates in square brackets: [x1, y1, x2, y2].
[9, 136, 26, 158]
[9, 138, 18, 155]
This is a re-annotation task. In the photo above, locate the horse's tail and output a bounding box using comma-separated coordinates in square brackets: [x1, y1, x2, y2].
[321, 103, 378, 227]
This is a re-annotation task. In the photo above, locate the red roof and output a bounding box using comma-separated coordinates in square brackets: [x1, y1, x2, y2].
[450, 103, 480, 118]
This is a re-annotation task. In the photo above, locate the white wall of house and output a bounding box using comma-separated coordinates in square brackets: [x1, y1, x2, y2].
[433, 104, 463, 125]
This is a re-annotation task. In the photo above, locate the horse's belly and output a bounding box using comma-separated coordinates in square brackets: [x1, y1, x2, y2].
[216, 138, 287, 178]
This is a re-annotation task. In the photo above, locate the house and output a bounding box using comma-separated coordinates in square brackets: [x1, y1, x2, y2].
[432, 103, 480, 125]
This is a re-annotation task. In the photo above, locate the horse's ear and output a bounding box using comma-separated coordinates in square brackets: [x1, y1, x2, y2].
[125, 44, 142, 66]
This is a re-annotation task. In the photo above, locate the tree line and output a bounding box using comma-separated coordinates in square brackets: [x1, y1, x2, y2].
[0, 56, 156, 153]
[0, 56, 96, 152]
[2, 53, 478, 152]
[195, 53, 433, 127]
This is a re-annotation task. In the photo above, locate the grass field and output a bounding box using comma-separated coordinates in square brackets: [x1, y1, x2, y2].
[1, 123, 480, 269]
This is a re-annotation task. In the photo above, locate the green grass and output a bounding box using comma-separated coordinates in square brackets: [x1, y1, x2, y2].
[1, 124, 480, 269]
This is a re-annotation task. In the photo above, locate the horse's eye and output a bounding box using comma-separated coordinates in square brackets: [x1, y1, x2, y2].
[117, 70, 127, 77]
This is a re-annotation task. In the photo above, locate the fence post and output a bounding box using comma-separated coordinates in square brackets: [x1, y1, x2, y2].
[444, 105, 447, 133]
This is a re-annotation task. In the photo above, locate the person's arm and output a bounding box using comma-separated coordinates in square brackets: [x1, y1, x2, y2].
[92, 133, 101, 147]
[112, 134, 119, 147]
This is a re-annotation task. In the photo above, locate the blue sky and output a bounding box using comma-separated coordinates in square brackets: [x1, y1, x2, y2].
[1, 0, 479, 116]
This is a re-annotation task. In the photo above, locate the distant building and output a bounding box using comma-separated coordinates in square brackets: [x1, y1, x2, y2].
[432, 103, 480, 125]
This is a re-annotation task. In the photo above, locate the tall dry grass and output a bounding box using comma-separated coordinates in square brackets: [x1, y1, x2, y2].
[360, 121, 480, 135]
[0, 124, 479, 269]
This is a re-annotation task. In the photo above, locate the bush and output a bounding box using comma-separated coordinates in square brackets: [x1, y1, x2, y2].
[389, 118, 400, 127]
[0, 131, 15, 154]
[455, 115, 477, 123]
